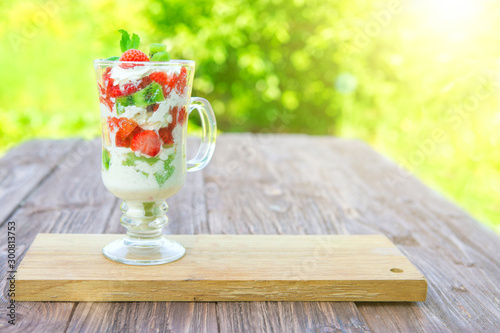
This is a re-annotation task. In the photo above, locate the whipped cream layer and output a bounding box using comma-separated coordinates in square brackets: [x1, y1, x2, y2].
[110, 65, 182, 88]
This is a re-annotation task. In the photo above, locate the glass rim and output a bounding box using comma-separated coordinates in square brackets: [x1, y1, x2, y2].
[93, 59, 195, 66]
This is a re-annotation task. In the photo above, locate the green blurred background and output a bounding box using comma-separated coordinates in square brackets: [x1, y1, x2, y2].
[1, 0, 499, 232]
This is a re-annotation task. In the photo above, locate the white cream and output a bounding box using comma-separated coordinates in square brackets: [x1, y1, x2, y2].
[110, 66, 157, 87]
[110, 65, 183, 88]
[102, 140, 186, 201]
[119, 105, 146, 120]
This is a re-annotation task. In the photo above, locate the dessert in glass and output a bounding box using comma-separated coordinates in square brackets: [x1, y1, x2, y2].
[93, 31, 216, 265]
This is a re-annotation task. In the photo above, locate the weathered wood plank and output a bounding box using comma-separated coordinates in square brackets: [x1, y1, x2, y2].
[204, 133, 372, 331]
[0, 139, 80, 224]
[66, 302, 217, 333]
[0, 139, 114, 332]
[317, 138, 500, 332]
[216, 302, 371, 333]
[0, 138, 215, 332]
[3, 134, 500, 332]
[204, 133, 500, 332]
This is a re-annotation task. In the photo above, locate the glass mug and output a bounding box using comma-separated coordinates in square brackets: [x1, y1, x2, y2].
[93, 60, 216, 265]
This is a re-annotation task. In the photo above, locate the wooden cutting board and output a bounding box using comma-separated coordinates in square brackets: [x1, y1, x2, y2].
[16, 234, 427, 302]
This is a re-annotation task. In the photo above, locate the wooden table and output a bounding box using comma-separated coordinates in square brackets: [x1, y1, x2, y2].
[1, 134, 499, 332]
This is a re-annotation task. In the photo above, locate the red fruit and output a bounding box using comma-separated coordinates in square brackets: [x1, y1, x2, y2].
[151, 67, 188, 97]
[108, 117, 139, 147]
[177, 106, 187, 125]
[131, 130, 161, 156]
[102, 66, 112, 81]
[125, 126, 144, 146]
[150, 71, 168, 85]
[175, 67, 188, 94]
[99, 67, 115, 111]
[99, 94, 114, 112]
[150, 71, 169, 96]
[158, 127, 174, 145]
[108, 77, 152, 98]
[158, 106, 185, 145]
[166, 67, 188, 95]
[119, 49, 150, 68]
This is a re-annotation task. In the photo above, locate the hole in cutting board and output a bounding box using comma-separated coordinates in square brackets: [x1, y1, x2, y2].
[390, 268, 404, 273]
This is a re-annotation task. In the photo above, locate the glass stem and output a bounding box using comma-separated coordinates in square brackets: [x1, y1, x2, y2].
[120, 201, 168, 244]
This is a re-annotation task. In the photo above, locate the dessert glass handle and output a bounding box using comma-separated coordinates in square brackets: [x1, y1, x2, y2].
[187, 97, 217, 172]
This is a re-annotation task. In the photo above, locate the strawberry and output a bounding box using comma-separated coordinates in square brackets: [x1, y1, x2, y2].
[125, 126, 144, 146]
[99, 67, 115, 111]
[146, 103, 160, 112]
[150, 67, 188, 97]
[158, 106, 185, 145]
[108, 117, 140, 147]
[150, 71, 168, 86]
[130, 130, 161, 157]
[119, 49, 149, 68]
[150, 71, 169, 96]
[168, 67, 188, 95]
[108, 77, 152, 98]
[174, 67, 188, 94]
[177, 106, 187, 125]
[159, 126, 174, 145]
[99, 93, 114, 112]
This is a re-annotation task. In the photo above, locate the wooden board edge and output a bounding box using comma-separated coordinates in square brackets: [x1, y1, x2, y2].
[16, 279, 427, 302]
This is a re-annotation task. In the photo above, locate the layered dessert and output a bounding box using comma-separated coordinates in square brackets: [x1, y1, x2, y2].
[96, 31, 192, 201]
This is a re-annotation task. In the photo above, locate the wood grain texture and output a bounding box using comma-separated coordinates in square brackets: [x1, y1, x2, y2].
[0, 139, 110, 333]
[0, 138, 216, 333]
[0, 139, 79, 224]
[216, 302, 371, 333]
[16, 234, 426, 302]
[66, 302, 217, 333]
[203, 133, 500, 332]
[1, 134, 499, 332]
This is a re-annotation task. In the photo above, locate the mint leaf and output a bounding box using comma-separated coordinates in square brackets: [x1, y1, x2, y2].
[105, 56, 120, 61]
[102, 148, 111, 170]
[118, 30, 141, 52]
[151, 51, 170, 62]
[118, 29, 131, 53]
[131, 33, 140, 50]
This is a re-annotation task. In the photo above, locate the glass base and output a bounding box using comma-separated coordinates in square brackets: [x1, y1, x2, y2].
[102, 236, 186, 266]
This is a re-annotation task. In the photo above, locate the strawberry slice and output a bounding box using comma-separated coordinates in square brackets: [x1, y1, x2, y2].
[130, 130, 161, 156]
[108, 117, 140, 147]
[158, 106, 186, 145]
[158, 126, 174, 145]
[174, 67, 188, 94]
[150, 67, 188, 97]
[124, 126, 144, 146]
[109, 77, 152, 98]
[177, 106, 187, 125]
[99, 67, 115, 111]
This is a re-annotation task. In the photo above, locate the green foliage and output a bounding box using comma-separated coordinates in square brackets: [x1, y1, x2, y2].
[0, 0, 498, 232]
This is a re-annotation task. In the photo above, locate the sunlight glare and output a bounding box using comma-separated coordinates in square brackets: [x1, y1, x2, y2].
[420, 0, 484, 31]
